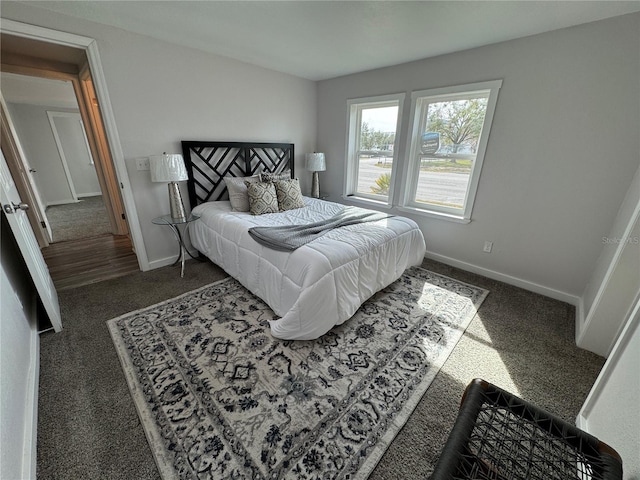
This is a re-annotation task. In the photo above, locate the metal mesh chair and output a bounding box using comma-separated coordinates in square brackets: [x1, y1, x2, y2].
[430, 379, 622, 480]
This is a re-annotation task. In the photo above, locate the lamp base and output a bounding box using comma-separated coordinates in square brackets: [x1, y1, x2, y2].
[168, 182, 186, 221]
[311, 171, 320, 198]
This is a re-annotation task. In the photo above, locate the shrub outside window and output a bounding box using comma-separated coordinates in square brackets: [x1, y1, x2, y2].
[401, 80, 502, 220]
[345, 94, 404, 204]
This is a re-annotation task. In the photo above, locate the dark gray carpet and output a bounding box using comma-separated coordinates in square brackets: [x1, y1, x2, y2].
[45, 195, 111, 243]
[36, 258, 605, 479]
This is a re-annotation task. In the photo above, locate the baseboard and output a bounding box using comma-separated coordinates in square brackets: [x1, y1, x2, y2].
[22, 323, 40, 480]
[575, 413, 588, 430]
[148, 256, 178, 270]
[575, 296, 586, 345]
[46, 199, 79, 207]
[424, 251, 581, 307]
[76, 192, 102, 198]
[148, 249, 200, 271]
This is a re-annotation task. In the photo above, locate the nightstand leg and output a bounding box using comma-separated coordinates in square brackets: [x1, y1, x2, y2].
[168, 224, 187, 277]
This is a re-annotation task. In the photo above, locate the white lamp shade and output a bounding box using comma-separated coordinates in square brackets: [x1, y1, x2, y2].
[149, 153, 188, 182]
[305, 152, 326, 172]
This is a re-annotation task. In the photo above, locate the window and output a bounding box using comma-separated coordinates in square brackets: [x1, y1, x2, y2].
[345, 94, 404, 205]
[402, 80, 501, 220]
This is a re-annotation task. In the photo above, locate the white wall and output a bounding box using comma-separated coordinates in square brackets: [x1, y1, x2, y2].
[2, 2, 317, 268]
[7, 104, 102, 203]
[317, 13, 640, 301]
[583, 165, 640, 313]
[578, 165, 640, 356]
[112, 40, 317, 266]
[577, 297, 640, 479]
[7, 103, 76, 206]
[0, 216, 40, 480]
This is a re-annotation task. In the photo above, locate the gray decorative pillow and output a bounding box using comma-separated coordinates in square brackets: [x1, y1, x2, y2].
[259, 170, 291, 183]
[224, 175, 259, 212]
[245, 181, 279, 215]
[274, 178, 305, 211]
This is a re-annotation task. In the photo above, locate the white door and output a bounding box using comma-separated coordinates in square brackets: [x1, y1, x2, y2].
[0, 149, 62, 332]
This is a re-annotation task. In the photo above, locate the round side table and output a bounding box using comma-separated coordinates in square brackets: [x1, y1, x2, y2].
[151, 213, 201, 277]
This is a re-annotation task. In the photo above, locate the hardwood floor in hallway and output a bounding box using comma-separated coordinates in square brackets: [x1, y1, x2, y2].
[41, 234, 139, 291]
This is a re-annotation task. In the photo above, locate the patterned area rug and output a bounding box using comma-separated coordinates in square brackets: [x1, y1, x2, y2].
[108, 267, 488, 479]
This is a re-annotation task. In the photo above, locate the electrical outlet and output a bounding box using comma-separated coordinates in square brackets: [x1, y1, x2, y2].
[135, 157, 150, 171]
[483, 241, 493, 253]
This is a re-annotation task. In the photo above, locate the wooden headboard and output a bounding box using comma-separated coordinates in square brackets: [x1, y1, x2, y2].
[181, 141, 294, 207]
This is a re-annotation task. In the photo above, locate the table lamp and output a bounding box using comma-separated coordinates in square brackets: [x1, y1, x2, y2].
[305, 152, 326, 198]
[150, 153, 188, 221]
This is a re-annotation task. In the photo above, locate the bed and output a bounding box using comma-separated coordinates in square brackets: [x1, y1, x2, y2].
[182, 141, 426, 340]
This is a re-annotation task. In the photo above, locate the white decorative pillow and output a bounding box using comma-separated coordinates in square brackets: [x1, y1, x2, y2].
[274, 178, 305, 211]
[259, 170, 291, 183]
[245, 181, 279, 215]
[224, 175, 259, 212]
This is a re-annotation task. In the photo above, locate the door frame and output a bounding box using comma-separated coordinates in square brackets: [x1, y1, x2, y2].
[77, 64, 129, 236]
[1, 19, 149, 270]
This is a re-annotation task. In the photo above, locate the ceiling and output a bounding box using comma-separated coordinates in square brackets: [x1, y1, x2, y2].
[14, 1, 640, 80]
[1, 72, 78, 108]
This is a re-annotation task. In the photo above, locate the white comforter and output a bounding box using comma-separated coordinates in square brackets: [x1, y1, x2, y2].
[190, 197, 426, 340]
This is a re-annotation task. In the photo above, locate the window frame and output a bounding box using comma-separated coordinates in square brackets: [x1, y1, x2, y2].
[400, 80, 502, 221]
[344, 93, 405, 206]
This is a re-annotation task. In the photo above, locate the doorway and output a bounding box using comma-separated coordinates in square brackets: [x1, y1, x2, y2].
[47, 110, 112, 242]
[1, 32, 140, 289]
[2, 73, 112, 243]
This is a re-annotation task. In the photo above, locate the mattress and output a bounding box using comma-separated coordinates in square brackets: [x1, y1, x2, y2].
[190, 197, 426, 340]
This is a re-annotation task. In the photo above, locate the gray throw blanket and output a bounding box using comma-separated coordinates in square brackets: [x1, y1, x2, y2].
[248, 207, 392, 251]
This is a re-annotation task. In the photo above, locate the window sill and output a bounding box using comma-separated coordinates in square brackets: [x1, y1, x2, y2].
[341, 196, 471, 223]
[341, 195, 394, 211]
[396, 206, 471, 224]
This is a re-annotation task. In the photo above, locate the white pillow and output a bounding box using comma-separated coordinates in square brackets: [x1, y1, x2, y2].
[224, 175, 259, 212]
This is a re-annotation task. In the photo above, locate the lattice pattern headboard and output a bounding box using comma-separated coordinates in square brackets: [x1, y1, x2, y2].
[181, 141, 294, 207]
